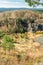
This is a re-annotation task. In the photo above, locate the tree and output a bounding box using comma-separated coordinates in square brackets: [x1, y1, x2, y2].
[25, 0, 43, 7]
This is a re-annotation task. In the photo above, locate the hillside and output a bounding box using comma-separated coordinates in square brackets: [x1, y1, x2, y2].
[0, 10, 43, 65]
[0, 10, 43, 33]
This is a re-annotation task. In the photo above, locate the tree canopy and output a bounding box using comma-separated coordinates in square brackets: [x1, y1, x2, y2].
[25, 0, 43, 7]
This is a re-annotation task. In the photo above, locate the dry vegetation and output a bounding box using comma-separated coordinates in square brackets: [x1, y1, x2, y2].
[0, 10, 43, 65]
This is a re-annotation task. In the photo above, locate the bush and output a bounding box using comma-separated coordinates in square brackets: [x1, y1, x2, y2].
[0, 31, 5, 38]
[16, 18, 28, 33]
[1, 35, 14, 51]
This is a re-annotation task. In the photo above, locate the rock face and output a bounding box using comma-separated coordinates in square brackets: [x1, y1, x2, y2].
[0, 10, 43, 33]
[35, 36, 43, 44]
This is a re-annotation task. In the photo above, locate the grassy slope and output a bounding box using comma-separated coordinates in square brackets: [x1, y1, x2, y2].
[0, 10, 43, 65]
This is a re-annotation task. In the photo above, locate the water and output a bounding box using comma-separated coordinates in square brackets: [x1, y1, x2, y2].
[0, 8, 43, 12]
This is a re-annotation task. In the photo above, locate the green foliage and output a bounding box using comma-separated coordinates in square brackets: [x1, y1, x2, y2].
[0, 31, 5, 38]
[17, 18, 24, 33]
[36, 57, 41, 63]
[1, 35, 14, 51]
[25, 0, 42, 7]
[4, 18, 9, 27]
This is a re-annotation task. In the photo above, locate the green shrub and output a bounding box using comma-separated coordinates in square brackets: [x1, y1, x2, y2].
[16, 18, 27, 33]
[36, 57, 41, 63]
[1, 35, 14, 51]
[4, 18, 9, 27]
[0, 31, 5, 38]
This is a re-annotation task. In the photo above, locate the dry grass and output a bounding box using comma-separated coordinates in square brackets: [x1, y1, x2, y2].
[0, 32, 43, 65]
